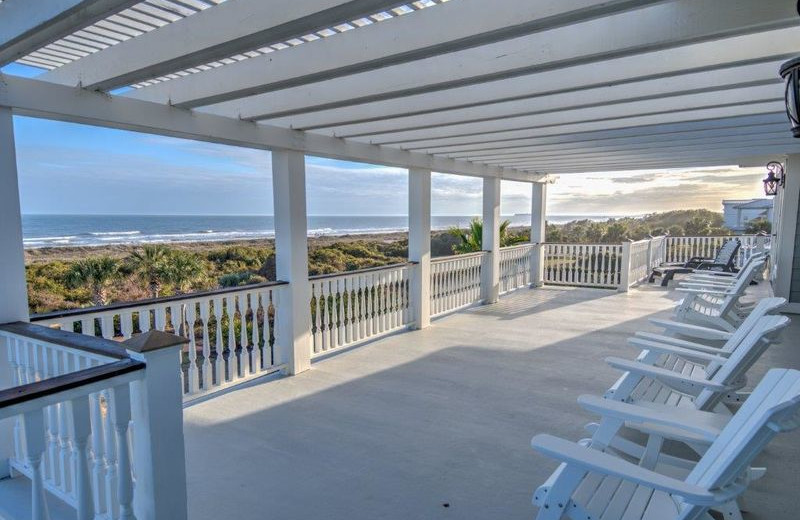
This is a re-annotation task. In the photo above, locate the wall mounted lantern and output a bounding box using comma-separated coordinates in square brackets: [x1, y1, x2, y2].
[763, 161, 785, 197]
[780, 57, 800, 138]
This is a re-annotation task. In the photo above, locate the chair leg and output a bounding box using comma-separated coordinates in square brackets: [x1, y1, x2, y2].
[661, 271, 674, 287]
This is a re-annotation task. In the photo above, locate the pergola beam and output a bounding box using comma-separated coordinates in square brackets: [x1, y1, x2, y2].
[389, 103, 784, 150]
[489, 139, 799, 166]
[0, 0, 137, 66]
[419, 114, 789, 154]
[122, 0, 668, 108]
[288, 59, 786, 134]
[466, 132, 792, 163]
[41, 0, 415, 91]
[511, 145, 800, 172]
[0, 74, 543, 182]
[337, 83, 782, 141]
[186, 0, 798, 121]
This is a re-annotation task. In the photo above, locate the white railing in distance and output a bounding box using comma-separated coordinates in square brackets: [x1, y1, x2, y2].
[543, 244, 623, 288]
[626, 239, 652, 286]
[499, 244, 535, 294]
[430, 252, 485, 317]
[310, 263, 413, 357]
[663, 235, 766, 268]
[31, 282, 289, 401]
[1, 327, 140, 520]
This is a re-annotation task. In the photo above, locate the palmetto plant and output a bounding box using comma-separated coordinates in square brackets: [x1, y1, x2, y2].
[65, 256, 120, 306]
[165, 252, 205, 294]
[448, 218, 525, 254]
[129, 244, 170, 298]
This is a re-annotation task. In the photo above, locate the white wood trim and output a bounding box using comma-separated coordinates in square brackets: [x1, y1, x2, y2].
[272, 150, 312, 374]
[408, 167, 431, 329]
[0, 74, 544, 181]
[0, 0, 136, 66]
[481, 178, 501, 303]
[774, 155, 799, 302]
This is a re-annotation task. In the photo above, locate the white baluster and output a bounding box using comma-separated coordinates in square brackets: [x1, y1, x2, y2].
[185, 303, 199, 394]
[22, 410, 50, 520]
[102, 390, 119, 519]
[225, 296, 237, 381]
[250, 292, 260, 373]
[68, 395, 93, 520]
[88, 393, 107, 516]
[199, 300, 212, 389]
[237, 294, 248, 377]
[311, 284, 321, 354]
[110, 384, 135, 520]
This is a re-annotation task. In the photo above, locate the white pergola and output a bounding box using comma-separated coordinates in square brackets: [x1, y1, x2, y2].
[2, 0, 800, 374]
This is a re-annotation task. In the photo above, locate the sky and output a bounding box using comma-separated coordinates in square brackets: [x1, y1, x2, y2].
[4, 63, 768, 218]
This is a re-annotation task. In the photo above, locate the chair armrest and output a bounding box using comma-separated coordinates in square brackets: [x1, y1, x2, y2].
[675, 287, 732, 296]
[632, 333, 729, 357]
[648, 319, 732, 341]
[695, 262, 731, 271]
[531, 434, 724, 505]
[577, 395, 725, 443]
[626, 338, 728, 364]
[605, 357, 731, 395]
[687, 256, 713, 264]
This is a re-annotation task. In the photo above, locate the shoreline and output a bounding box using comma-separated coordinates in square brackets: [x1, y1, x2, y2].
[23, 230, 416, 264]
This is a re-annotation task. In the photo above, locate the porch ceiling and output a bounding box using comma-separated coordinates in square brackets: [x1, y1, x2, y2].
[2, 0, 800, 175]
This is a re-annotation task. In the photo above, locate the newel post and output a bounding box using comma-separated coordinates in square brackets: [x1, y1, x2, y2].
[124, 331, 189, 520]
[408, 168, 432, 329]
[618, 241, 632, 293]
[0, 107, 28, 478]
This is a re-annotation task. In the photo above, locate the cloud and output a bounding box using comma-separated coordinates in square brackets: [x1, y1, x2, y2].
[610, 173, 658, 184]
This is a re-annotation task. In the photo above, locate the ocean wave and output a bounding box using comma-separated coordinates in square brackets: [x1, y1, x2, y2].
[89, 230, 141, 236]
[23, 235, 78, 242]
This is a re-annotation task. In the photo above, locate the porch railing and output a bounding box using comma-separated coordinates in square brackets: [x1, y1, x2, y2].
[430, 252, 485, 317]
[0, 322, 187, 520]
[499, 244, 536, 294]
[32, 281, 290, 401]
[663, 234, 768, 268]
[309, 262, 414, 357]
[543, 243, 623, 288]
[25, 233, 768, 400]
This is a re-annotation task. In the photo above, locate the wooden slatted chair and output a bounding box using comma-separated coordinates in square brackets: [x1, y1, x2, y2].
[672, 259, 765, 332]
[649, 239, 740, 287]
[531, 368, 800, 520]
[603, 314, 789, 413]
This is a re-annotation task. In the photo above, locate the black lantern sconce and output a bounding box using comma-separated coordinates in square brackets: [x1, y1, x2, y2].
[763, 161, 785, 197]
[780, 57, 800, 138]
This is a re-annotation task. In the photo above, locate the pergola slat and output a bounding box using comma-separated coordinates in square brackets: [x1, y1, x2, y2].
[41, 0, 423, 90]
[0, 0, 138, 66]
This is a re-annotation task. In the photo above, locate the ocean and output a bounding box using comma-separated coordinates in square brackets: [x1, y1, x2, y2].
[21, 214, 615, 248]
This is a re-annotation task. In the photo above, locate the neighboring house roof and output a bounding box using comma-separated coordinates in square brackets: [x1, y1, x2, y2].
[732, 199, 774, 210]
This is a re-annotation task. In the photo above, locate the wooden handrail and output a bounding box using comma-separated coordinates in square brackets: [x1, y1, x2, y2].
[309, 261, 417, 281]
[0, 358, 144, 411]
[0, 321, 131, 359]
[31, 279, 290, 321]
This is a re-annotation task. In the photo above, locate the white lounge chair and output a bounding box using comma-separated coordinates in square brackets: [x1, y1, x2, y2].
[603, 315, 789, 412]
[647, 296, 784, 343]
[531, 368, 800, 520]
[673, 259, 764, 331]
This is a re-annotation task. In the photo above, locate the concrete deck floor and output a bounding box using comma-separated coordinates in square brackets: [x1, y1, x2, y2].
[183, 284, 800, 520]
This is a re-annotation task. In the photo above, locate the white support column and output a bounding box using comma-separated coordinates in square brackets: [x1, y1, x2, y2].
[530, 182, 547, 287]
[272, 150, 312, 374]
[619, 241, 632, 292]
[481, 177, 501, 304]
[124, 331, 189, 520]
[774, 154, 800, 310]
[408, 168, 431, 329]
[0, 107, 27, 478]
